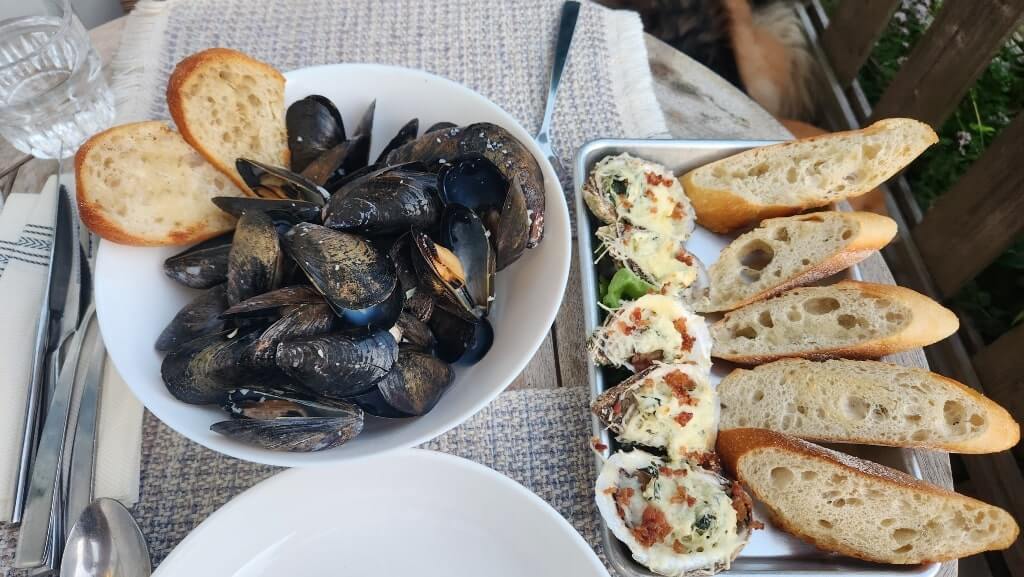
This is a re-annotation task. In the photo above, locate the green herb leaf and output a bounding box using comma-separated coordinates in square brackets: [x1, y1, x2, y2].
[602, 268, 655, 308]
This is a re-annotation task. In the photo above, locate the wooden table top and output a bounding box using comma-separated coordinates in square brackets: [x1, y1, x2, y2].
[2, 15, 955, 577]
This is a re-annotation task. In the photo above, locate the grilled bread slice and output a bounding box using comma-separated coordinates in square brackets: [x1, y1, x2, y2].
[718, 359, 1019, 453]
[710, 281, 958, 364]
[167, 48, 288, 193]
[718, 428, 1019, 564]
[697, 212, 896, 313]
[682, 119, 937, 233]
[75, 121, 245, 246]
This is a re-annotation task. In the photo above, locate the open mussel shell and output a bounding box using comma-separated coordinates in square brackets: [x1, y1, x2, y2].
[333, 280, 404, 334]
[275, 330, 398, 398]
[281, 222, 397, 314]
[440, 204, 495, 317]
[287, 95, 346, 173]
[388, 233, 418, 293]
[404, 290, 435, 323]
[155, 284, 228, 352]
[375, 118, 419, 164]
[212, 388, 364, 452]
[164, 232, 232, 289]
[386, 122, 544, 248]
[161, 330, 261, 404]
[322, 168, 440, 236]
[429, 306, 493, 364]
[424, 121, 456, 134]
[221, 285, 322, 317]
[378, 349, 453, 416]
[491, 177, 529, 270]
[247, 302, 337, 366]
[410, 230, 476, 321]
[226, 211, 284, 306]
[394, 311, 435, 352]
[212, 197, 321, 224]
[236, 158, 330, 206]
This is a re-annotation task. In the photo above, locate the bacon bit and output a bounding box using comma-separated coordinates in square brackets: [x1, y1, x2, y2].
[612, 400, 622, 416]
[631, 505, 672, 547]
[683, 451, 721, 472]
[674, 411, 694, 427]
[620, 199, 633, 210]
[631, 351, 664, 371]
[658, 466, 689, 478]
[664, 370, 696, 397]
[675, 250, 694, 265]
[673, 318, 695, 352]
[730, 481, 760, 527]
[671, 485, 697, 507]
[643, 188, 657, 201]
[630, 308, 643, 324]
[591, 437, 608, 452]
[603, 487, 617, 495]
[612, 487, 635, 520]
[672, 540, 686, 554]
[645, 172, 675, 187]
[617, 321, 634, 336]
[670, 202, 687, 221]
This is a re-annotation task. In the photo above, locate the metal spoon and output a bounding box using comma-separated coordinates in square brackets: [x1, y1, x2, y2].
[535, 0, 581, 181]
[60, 498, 151, 577]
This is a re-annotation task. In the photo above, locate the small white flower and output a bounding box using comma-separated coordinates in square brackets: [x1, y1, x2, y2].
[893, 11, 907, 23]
[956, 130, 972, 154]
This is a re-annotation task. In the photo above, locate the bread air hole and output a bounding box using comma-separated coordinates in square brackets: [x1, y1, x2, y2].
[732, 325, 758, 339]
[892, 528, 917, 544]
[969, 414, 985, 428]
[893, 544, 913, 554]
[818, 519, 832, 529]
[752, 390, 764, 402]
[787, 309, 802, 322]
[770, 467, 794, 488]
[758, 311, 774, 328]
[863, 143, 881, 160]
[885, 311, 904, 323]
[747, 162, 770, 177]
[786, 166, 798, 183]
[881, 518, 895, 527]
[774, 227, 790, 241]
[841, 228, 853, 240]
[801, 470, 817, 480]
[943, 400, 965, 426]
[843, 396, 870, 420]
[837, 314, 861, 329]
[803, 297, 840, 315]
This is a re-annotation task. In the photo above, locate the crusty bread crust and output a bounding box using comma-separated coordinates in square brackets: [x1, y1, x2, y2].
[698, 212, 897, 312]
[167, 47, 287, 194]
[75, 121, 239, 246]
[711, 280, 959, 364]
[683, 119, 938, 233]
[718, 428, 1020, 563]
[719, 359, 1020, 453]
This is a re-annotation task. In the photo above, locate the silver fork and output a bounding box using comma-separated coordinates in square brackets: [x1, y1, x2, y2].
[535, 1, 581, 184]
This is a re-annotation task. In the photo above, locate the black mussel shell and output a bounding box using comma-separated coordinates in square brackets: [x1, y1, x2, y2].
[161, 330, 260, 404]
[410, 230, 476, 321]
[287, 95, 346, 173]
[491, 177, 529, 270]
[275, 330, 398, 398]
[155, 284, 228, 352]
[247, 302, 336, 366]
[375, 118, 419, 164]
[301, 139, 358, 188]
[221, 285, 322, 317]
[395, 311, 435, 352]
[377, 349, 453, 416]
[164, 232, 232, 289]
[212, 197, 321, 224]
[212, 390, 363, 452]
[226, 211, 284, 306]
[221, 387, 350, 419]
[349, 386, 414, 418]
[322, 169, 440, 236]
[323, 158, 377, 193]
[404, 290, 435, 323]
[429, 307, 493, 364]
[437, 154, 508, 213]
[236, 158, 330, 206]
[388, 233, 418, 293]
[281, 222, 397, 314]
[440, 204, 495, 316]
[333, 281, 404, 334]
[424, 121, 457, 134]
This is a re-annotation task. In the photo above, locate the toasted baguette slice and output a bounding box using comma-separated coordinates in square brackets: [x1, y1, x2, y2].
[682, 119, 937, 233]
[718, 428, 1019, 563]
[697, 212, 896, 312]
[75, 121, 245, 246]
[711, 281, 958, 364]
[167, 48, 288, 193]
[719, 359, 1019, 453]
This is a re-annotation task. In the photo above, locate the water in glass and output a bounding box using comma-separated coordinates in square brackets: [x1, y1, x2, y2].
[0, 7, 114, 159]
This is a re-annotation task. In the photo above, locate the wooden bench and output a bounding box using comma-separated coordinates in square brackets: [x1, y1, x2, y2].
[799, 1, 1024, 575]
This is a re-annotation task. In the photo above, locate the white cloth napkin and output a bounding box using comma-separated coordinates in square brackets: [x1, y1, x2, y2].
[0, 176, 143, 522]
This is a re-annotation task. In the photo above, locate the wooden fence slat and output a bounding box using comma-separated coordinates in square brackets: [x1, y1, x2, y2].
[819, 0, 900, 86]
[973, 322, 1024, 436]
[869, 0, 1024, 128]
[912, 113, 1024, 298]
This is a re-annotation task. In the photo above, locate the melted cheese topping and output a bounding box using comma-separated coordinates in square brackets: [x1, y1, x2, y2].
[617, 366, 717, 457]
[592, 154, 694, 241]
[596, 294, 710, 370]
[622, 228, 698, 289]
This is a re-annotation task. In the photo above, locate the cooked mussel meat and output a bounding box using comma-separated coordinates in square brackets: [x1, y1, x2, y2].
[236, 158, 330, 206]
[226, 211, 284, 306]
[409, 230, 475, 321]
[212, 389, 363, 452]
[164, 232, 232, 289]
[439, 204, 494, 317]
[275, 330, 398, 398]
[155, 284, 228, 352]
[286, 95, 345, 173]
[375, 118, 419, 164]
[386, 122, 544, 248]
[212, 197, 321, 224]
[322, 168, 440, 235]
[429, 306, 493, 364]
[161, 330, 261, 404]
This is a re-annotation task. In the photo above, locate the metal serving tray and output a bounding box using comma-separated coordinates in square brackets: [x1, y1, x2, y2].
[574, 139, 938, 577]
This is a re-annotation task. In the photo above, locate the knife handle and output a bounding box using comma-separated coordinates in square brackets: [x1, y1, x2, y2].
[11, 307, 51, 524]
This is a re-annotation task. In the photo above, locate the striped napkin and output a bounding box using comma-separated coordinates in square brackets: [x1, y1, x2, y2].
[0, 176, 144, 522]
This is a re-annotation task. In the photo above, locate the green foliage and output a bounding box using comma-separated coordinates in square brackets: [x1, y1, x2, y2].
[852, 0, 1024, 343]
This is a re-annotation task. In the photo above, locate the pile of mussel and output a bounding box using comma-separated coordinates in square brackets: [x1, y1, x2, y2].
[157, 95, 545, 452]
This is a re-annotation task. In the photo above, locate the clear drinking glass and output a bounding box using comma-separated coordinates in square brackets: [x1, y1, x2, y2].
[0, 0, 114, 159]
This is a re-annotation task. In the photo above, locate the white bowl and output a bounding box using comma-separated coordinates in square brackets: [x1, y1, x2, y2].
[95, 64, 571, 467]
[153, 449, 609, 577]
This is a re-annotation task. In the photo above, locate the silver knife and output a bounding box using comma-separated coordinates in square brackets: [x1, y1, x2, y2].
[12, 183, 73, 523]
[46, 185, 82, 402]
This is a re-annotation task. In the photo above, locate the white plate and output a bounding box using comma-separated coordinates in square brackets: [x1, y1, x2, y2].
[153, 449, 609, 577]
[96, 64, 571, 466]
